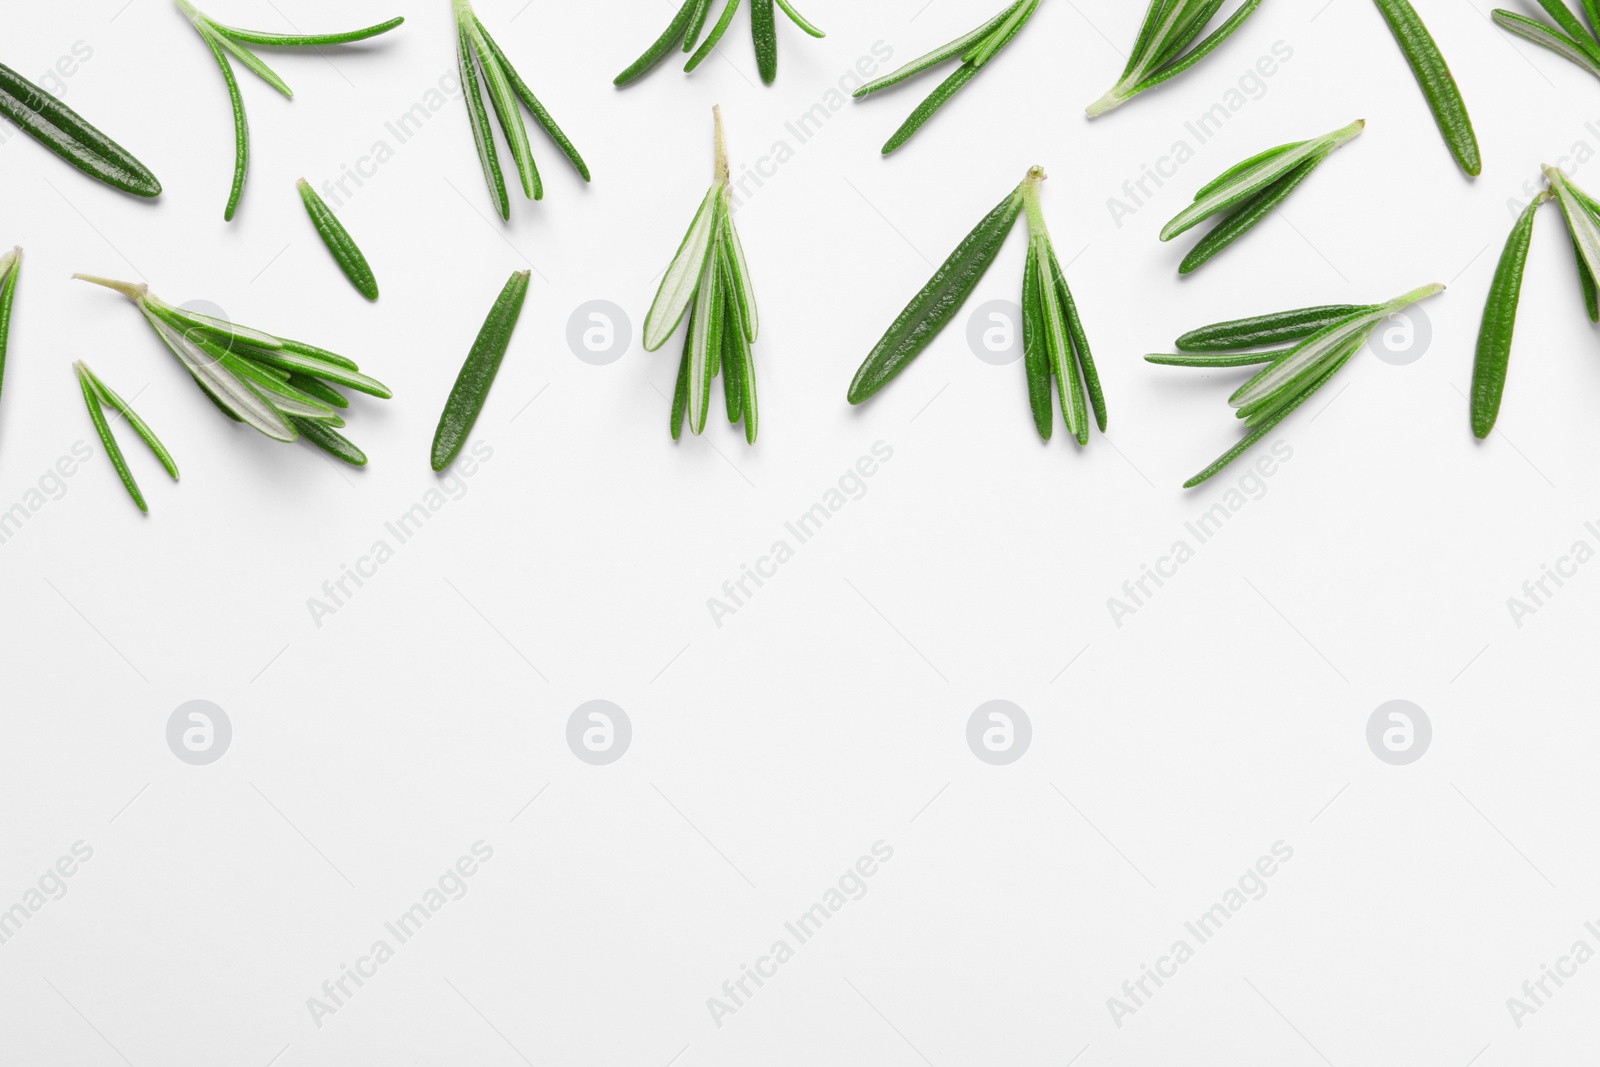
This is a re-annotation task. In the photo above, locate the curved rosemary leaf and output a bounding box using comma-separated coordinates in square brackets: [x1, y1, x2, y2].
[616, 0, 698, 85]
[79, 361, 179, 481]
[721, 284, 746, 425]
[1373, 0, 1481, 177]
[205, 16, 403, 47]
[1471, 194, 1544, 438]
[685, 0, 712, 50]
[473, 19, 591, 182]
[244, 348, 390, 398]
[1176, 305, 1370, 351]
[203, 21, 293, 98]
[432, 270, 530, 471]
[0, 64, 162, 197]
[298, 178, 379, 300]
[0, 248, 19, 405]
[849, 187, 1023, 404]
[1179, 150, 1330, 275]
[752, 0, 779, 84]
[687, 0, 745, 73]
[197, 30, 250, 220]
[646, 187, 721, 350]
[853, 1, 1021, 97]
[457, 20, 508, 220]
[776, 0, 826, 37]
[292, 416, 368, 466]
[1087, 0, 1263, 118]
[77, 364, 147, 512]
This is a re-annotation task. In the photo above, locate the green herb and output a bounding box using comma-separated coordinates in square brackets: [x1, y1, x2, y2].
[176, 1, 404, 220]
[852, 0, 1042, 155]
[0, 247, 19, 408]
[1087, 0, 1264, 118]
[1150, 285, 1445, 486]
[1372, 0, 1481, 177]
[431, 270, 530, 471]
[850, 166, 1105, 446]
[454, 0, 589, 219]
[1493, 3, 1600, 81]
[75, 360, 179, 512]
[644, 107, 762, 443]
[1163, 120, 1364, 274]
[0, 63, 162, 197]
[1471, 191, 1549, 438]
[614, 0, 824, 87]
[297, 178, 379, 300]
[75, 274, 390, 466]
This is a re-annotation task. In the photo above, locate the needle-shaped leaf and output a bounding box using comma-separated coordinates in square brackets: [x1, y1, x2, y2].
[687, 0, 745, 73]
[0, 64, 162, 197]
[672, 302, 695, 441]
[472, 18, 590, 182]
[432, 270, 530, 471]
[79, 360, 180, 482]
[617, 0, 699, 85]
[235, 346, 392, 398]
[193, 26, 250, 220]
[1471, 192, 1545, 438]
[77, 363, 149, 512]
[688, 229, 724, 433]
[144, 310, 298, 441]
[646, 187, 721, 350]
[1178, 149, 1331, 275]
[685, 0, 712, 50]
[292, 416, 368, 466]
[721, 213, 758, 342]
[1162, 121, 1363, 241]
[1021, 240, 1052, 441]
[143, 295, 284, 350]
[1373, 0, 1481, 177]
[1176, 304, 1372, 351]
[0, 248, 19, 405]
[1146, 349, 1291, 367]
[849, 186, 1023, 403]
[288, 373, 350, 409]
[752, 0, 779, 84]
[1087, 0, 1263, 118]
[1035, 236, 1082, 442]
[1190, 140, 1309, 202]
[854, 1, 1022, 96]
[203, 15, 403, 46]
[200, 19, 294, 98]
[298, 178, 379, 300]
[1547, 165, 1600, 312]
[776, 0, 826, 37]
[463, 13, 539, 201]
[1048, 243, 1105, 434]
[456, 19, 508, 220]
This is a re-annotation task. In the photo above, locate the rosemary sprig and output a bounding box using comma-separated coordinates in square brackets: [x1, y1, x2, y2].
[454, 0, 590, 219]
[643, 107, 762, 443]
[1087, 0, 1264, 118]
[75, 361, 179, 512]
[0, 63, 161, 197]
[853, 0, 1042, 155]
[1150, 286, 1445, 486]
[0, 247, 19, 410]
[1372, 0, 1481, 177]
[74, 274, 390, 466]
[297, 179, 379, 301]
[1493, 1, 1600, 82]
[614, 0, 825, 87]
[850, 166, 1105, 447]
[176, 1, 404, 220]
[1163, 120, 1365, 274]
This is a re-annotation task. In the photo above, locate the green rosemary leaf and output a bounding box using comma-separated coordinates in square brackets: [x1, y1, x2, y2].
[79, 360, 179, 481]
[145, 311, 297, 441]
[201, 20, 294, 98]
[1150, 0, 1228, 69]
[1179, 149, 1330, 275]
[195, 28, 250, 220]
[207, 15, 403, 47]
[1035, 237, 1082, 442]
[1191, 140, 1308, 203]
[849, 185, 1023, 403]
[1162, 121, 1363, 241]
[1237, 331, 1366, 428]
[1471, 192, 1545, 438]
[881, 65, 979, 155]
[472, 18, 590, 182]
[617, 0, 698, 85]
[142, 295, 284, 350]
[432, 270, 531, 471]
[687, 0, 745, 73]
[465, 16, 539, 201]
[722, 213, 758, 341]
[1373, 0, 1481, 177]
[1494, 11, 1600, 79]
[1145, 350, 1290, 367]
[685, 0, 712, 50]
[1547, 166, 1600, 310]
[1088, 0, 1263, 118]
[457, 20, 508, 220]
[0, 248, 19, 405]
[1048, 243, 1105, 434]
[688, 222, 724, 433]
[298, 178, 379, 300]
[646, 187, 721, 350]
[776, 0, 826, 37]
[291, 416, 367, 466]
[1532, 0, 1600, 65]
[77, 363, 148, 511]
[1021, 240, 1052, 441]
[853, 1, 1022, 97]
[672, 302, 695, 441]
[752, 0, 779, 84]
[0, 64, 161, 197]
[288, 373, 350, 409]
[1176, 305, 1370, 351]
[964, 0, 1040, 69]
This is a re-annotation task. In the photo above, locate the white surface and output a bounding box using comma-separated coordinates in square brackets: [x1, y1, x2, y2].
[2, 0, 1598, 1063]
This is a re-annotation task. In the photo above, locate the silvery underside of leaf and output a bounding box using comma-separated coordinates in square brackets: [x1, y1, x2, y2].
[141, 306, 299, 442]
[1493, 9, 1600, 78]
[646, 184, 723, 351]
[1547, 165, 1600, 295]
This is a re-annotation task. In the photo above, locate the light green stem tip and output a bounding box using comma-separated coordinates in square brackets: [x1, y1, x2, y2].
[73, 273, 148, 301]
[713, 105, 728, 184]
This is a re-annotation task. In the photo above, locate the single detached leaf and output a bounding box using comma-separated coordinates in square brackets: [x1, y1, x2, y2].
[432, 270, 531, 471]
[1373, 0, 1481, 177]
[849, 186, 1023, 403]
[0, 62, 162, 197]
[1471, 193, 1544, 438]
[298, 178, 379, 300]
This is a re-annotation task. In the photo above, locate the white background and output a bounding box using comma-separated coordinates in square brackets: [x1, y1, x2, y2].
[2, 0, 1599, 1063]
